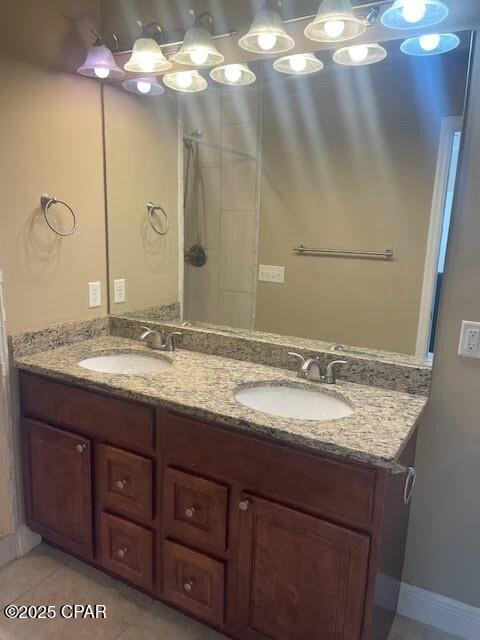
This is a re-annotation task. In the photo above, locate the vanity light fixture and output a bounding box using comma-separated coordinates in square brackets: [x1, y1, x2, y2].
[124, 22, 173, 73]
[304, 0, 366, 43]
[273, 53, 324, 75]
[333, 43, 387, 66]
[210, 63, 256, 86]
[400, 32, 460, 56]
[239, 1, 295, 55]
[77, 30, 124, 80]
[381, 0, 449, 30]
[173, 11, 225, 67]
[122, 76, 165, 96]
[163, 70, 208, 93]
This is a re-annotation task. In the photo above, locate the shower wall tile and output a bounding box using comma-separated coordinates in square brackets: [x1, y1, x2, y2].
[184, 250, 219, 324]
[219, 211, 256, 292]
[222, 123, 258, 158]
[218, 291, 253, 329]
[222, 90, 258, 125]
[221, 160, 257, 211]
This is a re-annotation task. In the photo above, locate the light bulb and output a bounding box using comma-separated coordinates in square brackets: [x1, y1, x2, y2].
[136, 80, 152, 94]
[402, 0, 426, 24]
[177, 72, 194, 89]
[324, 20, 346, 39]
[136, 52, 155, 72]
[190, 46, 209, 65]
[94, 67, 110, 78]
[257, 32, 278, 51]
[419, 33, 441, 51]
[349, 45, 369, 62]
[289, 55, 307, 72]
[225, 65, 242, 83]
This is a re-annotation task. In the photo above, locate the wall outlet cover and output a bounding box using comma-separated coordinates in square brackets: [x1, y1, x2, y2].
[114, 278, 126, 304]
[258, 265, 285, 284]
[458, 321, 480, 358]
[88, 282, 102, 309]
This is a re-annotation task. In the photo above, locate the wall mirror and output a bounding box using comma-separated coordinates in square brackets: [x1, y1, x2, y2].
[103, 1, 473, 359]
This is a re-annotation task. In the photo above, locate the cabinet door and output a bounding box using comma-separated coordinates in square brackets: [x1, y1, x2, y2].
[237, 494, 370, 640]
[23, 419, 93, 558]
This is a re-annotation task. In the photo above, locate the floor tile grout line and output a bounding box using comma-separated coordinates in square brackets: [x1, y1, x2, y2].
[8, 563, 70, 606]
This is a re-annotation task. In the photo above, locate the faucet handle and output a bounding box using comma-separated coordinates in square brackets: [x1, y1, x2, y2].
[140, 326, 153, 340]
[288, 352, 307, 368]
[325, 360, 347, 384]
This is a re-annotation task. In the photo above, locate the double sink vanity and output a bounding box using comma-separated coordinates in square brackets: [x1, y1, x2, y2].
[12, 316, 429, 640]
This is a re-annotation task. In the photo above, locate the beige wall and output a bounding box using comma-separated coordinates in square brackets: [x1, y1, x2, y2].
[256, 56, 468, 354]
[104, 85, 179, 314]
[0, 0, 107, 334]
[403, 38, 480, 608]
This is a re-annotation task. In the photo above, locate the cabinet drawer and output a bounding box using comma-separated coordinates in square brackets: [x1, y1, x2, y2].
[162, 412, 377, 528]
[97, 445, 153, 521]
[100, 512, 153, 590]
[164, 468, 228, 553]
[163, 540, 224, 627]
[20, 372, 154, 453]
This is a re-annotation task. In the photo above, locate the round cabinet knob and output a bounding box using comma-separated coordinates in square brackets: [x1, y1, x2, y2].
[184, 506, 196, 519]
[238, 500, 250, 512]
[116, 480, 128, 490]
[75, 443, 86, 454]
[183, 580, 194, 593]
[117, 548, 128, 560]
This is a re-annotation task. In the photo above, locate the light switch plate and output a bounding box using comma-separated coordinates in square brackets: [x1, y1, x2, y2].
[458, 321, 480, 358]
[259, 265, 285, 284]
[88, 282, 101, 309]
[114, 278, 126, 304]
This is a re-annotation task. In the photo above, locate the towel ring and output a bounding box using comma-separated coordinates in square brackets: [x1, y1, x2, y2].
[147, 201, 169, 236]
[41, 194, 77, 237]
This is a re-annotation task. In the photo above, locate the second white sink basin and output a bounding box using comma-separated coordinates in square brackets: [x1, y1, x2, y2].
[78, 353, 171, 375]
[235, 384, 353, 421]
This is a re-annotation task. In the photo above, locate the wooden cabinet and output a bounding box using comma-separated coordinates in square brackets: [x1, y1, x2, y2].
[236, 494, 370, 640]
[19, 372, 415, 640]
[22, 419, 93, 558]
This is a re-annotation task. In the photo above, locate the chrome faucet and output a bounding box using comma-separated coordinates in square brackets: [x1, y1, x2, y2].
[140, 327, 182, 352]
[289, 353, 347, 384]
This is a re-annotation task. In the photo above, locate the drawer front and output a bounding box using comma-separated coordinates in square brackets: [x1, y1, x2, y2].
[161, 412, 377, 528]
[20, 372, 154, 453]
[164, 468, 228, 553]
[98, 445, 153, 521]
[100, 512, 153, 590]
[163, 540, 224, 627]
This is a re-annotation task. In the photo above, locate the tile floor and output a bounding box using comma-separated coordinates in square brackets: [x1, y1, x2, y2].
[0, 544, 464, 640]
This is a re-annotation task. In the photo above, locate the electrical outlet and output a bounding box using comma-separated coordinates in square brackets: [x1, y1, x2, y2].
[458, 321, 480, 358]
[88, 282, 102, 309]
[114, 278, 126, 304]
[259, 265, 285, 284]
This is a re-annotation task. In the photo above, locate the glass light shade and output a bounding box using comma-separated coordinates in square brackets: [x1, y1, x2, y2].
[163, 70, 208, 93]
[122, 76, 165, 96]
[173, 26, 224, 67]
[239, 8, 295, 54]
[381, 0, 449, 30]
[273, 53, 324, 75]
[210, 63, 256, 86]
[304, 0, 366, 43]
[400, 33, 460, 56]
[124, 38, 172, 73]
[77, 44, 124, 79]
[333, 43, 387, 65]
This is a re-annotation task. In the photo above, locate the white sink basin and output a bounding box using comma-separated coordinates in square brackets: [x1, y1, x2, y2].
[78, 353, 171, 375]
[235, 385, 353, 421]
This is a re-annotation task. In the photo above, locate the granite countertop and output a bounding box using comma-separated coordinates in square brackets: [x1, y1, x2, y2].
[14, 336, 427, 467]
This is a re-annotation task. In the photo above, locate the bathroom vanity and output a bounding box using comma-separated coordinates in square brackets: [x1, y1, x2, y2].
[14, 329, 427, 640]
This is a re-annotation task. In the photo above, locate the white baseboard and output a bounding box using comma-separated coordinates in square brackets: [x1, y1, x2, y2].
[0, 526, 41, 569]
[398, 582, 480, 640]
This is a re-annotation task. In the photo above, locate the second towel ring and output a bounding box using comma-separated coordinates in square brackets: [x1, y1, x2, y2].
[147, 202, 169, 236]
[41, 194, 77, 237]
